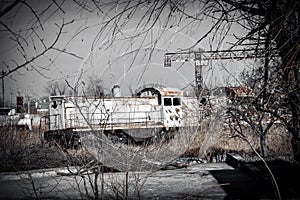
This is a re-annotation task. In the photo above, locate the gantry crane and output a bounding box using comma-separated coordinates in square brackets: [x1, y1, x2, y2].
[164, 48, 273, 97]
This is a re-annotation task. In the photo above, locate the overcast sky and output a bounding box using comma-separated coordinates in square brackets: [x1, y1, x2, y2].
[0, 1, 254, 103]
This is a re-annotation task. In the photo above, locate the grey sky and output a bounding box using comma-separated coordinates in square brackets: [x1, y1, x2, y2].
[0, 1, 253, 102]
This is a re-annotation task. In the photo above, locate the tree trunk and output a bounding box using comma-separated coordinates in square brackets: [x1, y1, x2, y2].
[269, 1, 300, 163]
[287, 75, 300, 162]
[260, 134, 268, 158]
[291, 138, 300, 162]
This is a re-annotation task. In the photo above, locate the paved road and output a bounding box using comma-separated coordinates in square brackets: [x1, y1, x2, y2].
[0, 163, 231, 199]
[0, 160, 299, 199]
[213, 158, 300, 199]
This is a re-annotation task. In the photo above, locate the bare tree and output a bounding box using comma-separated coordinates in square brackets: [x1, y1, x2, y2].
[224, 54, 284, 157]
[84, 76, 106, 98]
[227, 91, 277, 157]
[44, 80, 68, 96]
[204, 0, 300, 162]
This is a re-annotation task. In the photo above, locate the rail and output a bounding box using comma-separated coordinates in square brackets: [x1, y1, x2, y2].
[66, 109, 164, 130]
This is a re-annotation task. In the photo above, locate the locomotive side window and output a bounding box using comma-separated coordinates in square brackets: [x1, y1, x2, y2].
[173, 97, 181, 106]
[163, 98, 172, 106]
[51, 100, 57, 109]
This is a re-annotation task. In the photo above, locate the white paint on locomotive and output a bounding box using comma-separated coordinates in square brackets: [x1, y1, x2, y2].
[48, 87, 199, 139]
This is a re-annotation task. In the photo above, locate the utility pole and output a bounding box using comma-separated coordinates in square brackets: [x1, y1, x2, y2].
[1, 70, 4, 107]
[194, 51, 203, 97]
[10, 91, 13, 107]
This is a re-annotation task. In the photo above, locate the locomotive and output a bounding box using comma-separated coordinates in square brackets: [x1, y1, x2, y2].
[43, 86, 200, 147]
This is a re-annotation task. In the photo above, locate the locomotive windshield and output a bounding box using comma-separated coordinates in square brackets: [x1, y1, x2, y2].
[164, 98, 172, 106]
[163, 97, 181, 106]
[173, 97, 181, 106]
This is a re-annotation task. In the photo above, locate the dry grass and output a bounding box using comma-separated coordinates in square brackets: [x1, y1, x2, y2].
[0, 126, 91, 172]
[0, 119, 294, 172]
[185, 121, 293, 161]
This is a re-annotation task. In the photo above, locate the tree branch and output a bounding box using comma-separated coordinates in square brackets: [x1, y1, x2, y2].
[0, 20, 74, 79]
[0, 0, 22, 18]
[221, 0, 266, 16]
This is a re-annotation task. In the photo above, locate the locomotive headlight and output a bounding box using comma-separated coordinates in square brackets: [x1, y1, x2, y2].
[175, 108, 182, 118]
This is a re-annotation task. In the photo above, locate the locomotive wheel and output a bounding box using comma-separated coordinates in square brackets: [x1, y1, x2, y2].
[149, 129, 166, 145]
[106, 130, 132, 145]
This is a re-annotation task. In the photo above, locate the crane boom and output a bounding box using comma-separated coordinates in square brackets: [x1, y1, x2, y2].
[164, 48, 277, 97]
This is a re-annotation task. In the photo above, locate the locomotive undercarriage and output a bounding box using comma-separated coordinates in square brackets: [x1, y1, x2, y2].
[104, 127, 178, 146]
[44, 126, 179, 149]
[44, 128, 81, 149]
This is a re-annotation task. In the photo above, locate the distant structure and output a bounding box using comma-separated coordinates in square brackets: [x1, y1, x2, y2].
[112, 85, 121, 97]
[36, 101, 49, 115]
[16, 96, 24, 113]
[211, 86, 254, 99]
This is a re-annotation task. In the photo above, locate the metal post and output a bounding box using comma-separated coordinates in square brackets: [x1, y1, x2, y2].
[194, 51, 203, 98]
[28, 98, 30, 113]
[1, 70, 4, 107]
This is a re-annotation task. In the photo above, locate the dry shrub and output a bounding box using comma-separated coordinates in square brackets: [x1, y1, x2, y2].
[0, 127, 33, 171]
[0, 126, 87, 172]
[265, 124, 293, 155]
[184, 120, 209, 157]
[185, 121, 293, 161]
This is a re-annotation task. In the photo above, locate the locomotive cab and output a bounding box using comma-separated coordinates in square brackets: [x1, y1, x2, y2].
[136, 87, 183, 130]
[162, 96, 182, 130]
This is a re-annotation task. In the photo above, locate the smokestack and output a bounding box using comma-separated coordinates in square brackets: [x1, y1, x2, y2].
[16, 96, 24, 113]
[112, 85, 121, 97]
